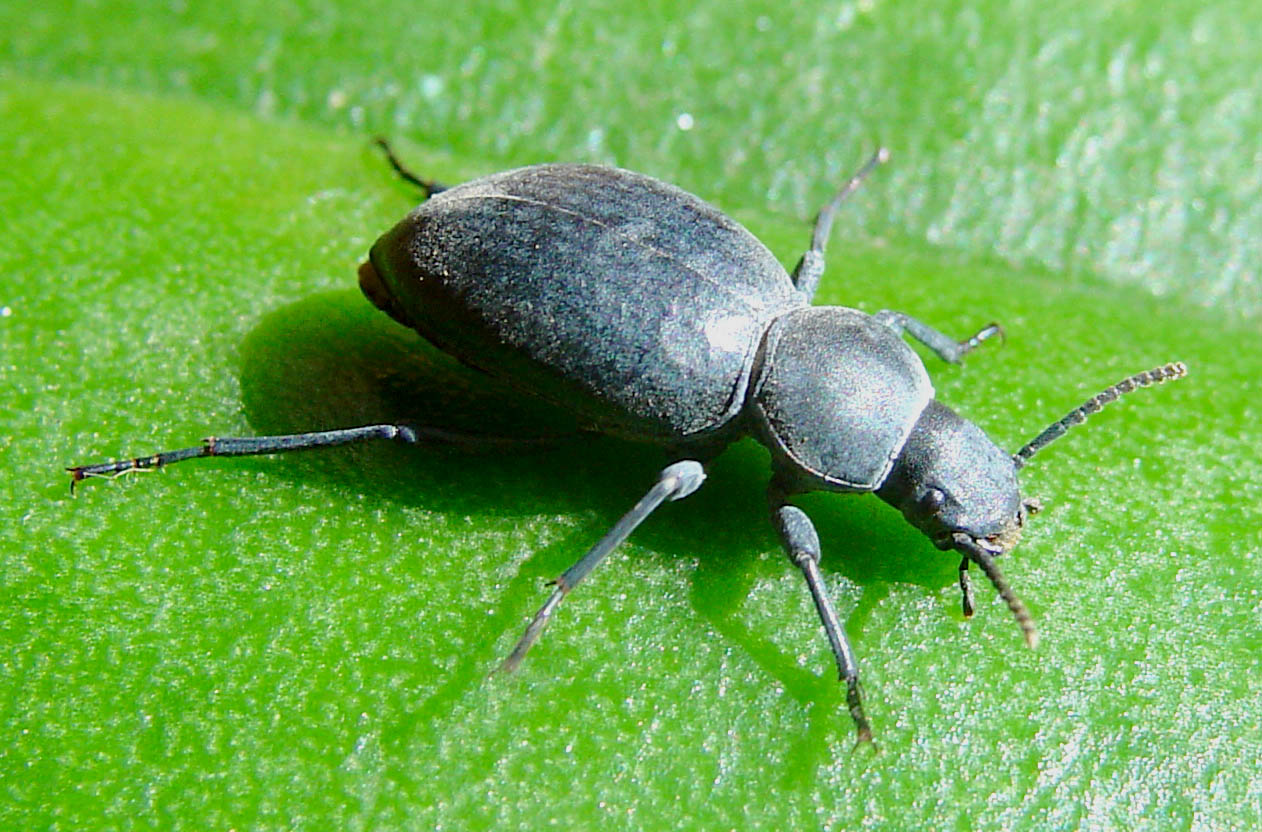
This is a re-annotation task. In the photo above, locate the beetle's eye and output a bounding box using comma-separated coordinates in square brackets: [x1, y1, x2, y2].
[920, 488, 946, 513]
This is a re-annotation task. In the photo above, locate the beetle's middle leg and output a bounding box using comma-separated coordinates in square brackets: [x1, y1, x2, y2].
[499, 460, 707, 673]
[770, 493, 872, 744]
[873, 309, 1003, 364]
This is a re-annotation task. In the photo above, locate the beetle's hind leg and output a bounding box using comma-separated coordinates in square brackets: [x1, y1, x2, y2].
[66, 423, 548, 493]
[373, 137, 447, 198]
[872, 309, 1003, 365]
[498, 460, 707, 673]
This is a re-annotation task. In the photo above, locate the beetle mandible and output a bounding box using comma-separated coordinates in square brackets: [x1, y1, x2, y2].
[69, 142, 1186, 742]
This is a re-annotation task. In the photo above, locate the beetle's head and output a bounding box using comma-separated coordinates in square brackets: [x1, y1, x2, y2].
[877, 399, 1036, 555]
[875, 398, 1041, 644]
[877, 362, 1186, 647]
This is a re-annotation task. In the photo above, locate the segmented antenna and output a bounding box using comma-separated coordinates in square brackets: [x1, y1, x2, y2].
[1012, 362, 1187, 469]
[952, 534, 1037, 647]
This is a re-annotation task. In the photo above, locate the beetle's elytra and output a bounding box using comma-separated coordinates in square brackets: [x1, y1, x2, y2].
[69, 142, 1186, 742]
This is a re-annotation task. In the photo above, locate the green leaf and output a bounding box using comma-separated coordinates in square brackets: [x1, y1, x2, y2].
[2, 2, 1259, 828]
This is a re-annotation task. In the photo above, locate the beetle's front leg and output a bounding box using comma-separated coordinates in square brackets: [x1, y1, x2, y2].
[873, 309, 1003, 365]
[769, 493, 872, 744]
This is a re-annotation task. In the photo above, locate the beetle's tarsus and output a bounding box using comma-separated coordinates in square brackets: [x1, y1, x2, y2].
[847, 680, 873, 745]
[871, 310, 1003, 365]
[65, 456, 164, 489]
[499, 586, 565, 674]
[962, 321, 1005, 354]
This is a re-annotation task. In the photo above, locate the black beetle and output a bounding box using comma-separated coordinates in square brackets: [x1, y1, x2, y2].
[69, 142, 1186, 742]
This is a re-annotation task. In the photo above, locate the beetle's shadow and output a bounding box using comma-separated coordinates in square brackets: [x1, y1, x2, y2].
[238, 290, 958, 740]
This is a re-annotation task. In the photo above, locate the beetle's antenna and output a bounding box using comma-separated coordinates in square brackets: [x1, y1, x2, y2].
[1012, 362, 1187, 470]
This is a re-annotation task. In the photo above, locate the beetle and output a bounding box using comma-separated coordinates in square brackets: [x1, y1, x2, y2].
[69, 142, 1186, 741]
